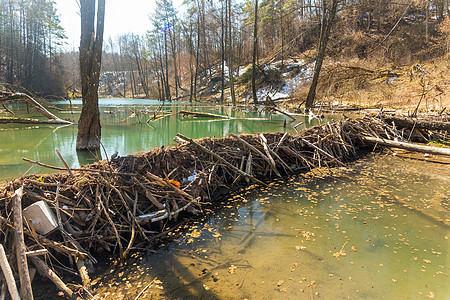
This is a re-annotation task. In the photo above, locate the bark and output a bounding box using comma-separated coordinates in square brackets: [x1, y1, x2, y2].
[251, 0, 259, 105]
[0, 117, 71, 124]
[362, 136, 450, 157]
[0, 245, 20, 300]
[12, 187, 34, 300]
[384, 116, 450, 132]
[77, 0, 105, 151]
[305, 0, 339, 109]
[228, 0, 236, 106]
[0, 93, 71, 124]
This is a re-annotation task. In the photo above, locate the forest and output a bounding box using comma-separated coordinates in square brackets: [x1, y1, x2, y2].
[1, 0, 449, 104]
[0, 1, 450, 299]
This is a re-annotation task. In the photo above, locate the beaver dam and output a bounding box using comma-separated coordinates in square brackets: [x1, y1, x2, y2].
[0, 115, 449, 299]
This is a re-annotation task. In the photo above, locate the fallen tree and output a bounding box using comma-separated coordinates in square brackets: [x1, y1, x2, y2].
[361, 136, 450, 157]
[0, 92, 72, 125]
[384, 116, 450, 132]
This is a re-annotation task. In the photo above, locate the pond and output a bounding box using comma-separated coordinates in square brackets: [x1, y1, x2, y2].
[0, 98, 327, 181]
[92, 154, 449, 300]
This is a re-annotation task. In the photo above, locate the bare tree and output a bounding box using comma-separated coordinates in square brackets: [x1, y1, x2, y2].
[76, 0, 105, 151]
[251, 0, 259, 105]
[305, 0, 340, 110]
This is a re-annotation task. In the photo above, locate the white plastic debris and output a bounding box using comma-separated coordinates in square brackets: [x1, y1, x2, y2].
[23, 201, 58, 235]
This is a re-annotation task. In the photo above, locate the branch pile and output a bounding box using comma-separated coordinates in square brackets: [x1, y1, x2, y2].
[0, 116, 448, 298]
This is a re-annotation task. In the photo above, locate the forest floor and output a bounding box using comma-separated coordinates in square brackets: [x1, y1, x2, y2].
[203, 55, 450, 114]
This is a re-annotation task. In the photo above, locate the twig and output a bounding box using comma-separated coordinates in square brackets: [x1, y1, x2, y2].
[0, 244, 20, 300]
[134, 277, 157, 300]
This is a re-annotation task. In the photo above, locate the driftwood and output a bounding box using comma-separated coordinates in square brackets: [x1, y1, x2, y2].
[0, 117, 71, 125]
[12, 187, 34, 300]
[176, 133, 267, 186]
[179, 110, 233, 119]
[0, 93, 72, 125]
[362, 136, 450, 157]
[30, 256, 80, 300]
[0, 116, 448, 298]
[384, 116, 450, 132]
[265, 106, 296, 121]
[0, 244, 20, 300]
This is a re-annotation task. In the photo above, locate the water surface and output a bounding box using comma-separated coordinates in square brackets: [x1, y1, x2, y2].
[0, 98, 326, 181]
[93, 154, 449, 299]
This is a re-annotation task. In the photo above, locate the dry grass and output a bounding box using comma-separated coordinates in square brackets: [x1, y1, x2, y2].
[289, 56, 450, 111]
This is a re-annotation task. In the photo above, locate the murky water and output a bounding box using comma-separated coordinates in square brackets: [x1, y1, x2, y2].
[0, 99, 327, 181]
[93, 154, 449, 300]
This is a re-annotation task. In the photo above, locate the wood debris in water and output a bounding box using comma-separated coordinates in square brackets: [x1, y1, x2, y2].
[0, 115, 448, 298]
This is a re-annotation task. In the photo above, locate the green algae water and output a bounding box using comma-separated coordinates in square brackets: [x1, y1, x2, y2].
[0, 99, 323, 181]
[93, 154, 449, 300]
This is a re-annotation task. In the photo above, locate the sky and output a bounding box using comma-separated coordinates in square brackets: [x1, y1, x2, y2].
[54, 0, 184, 51]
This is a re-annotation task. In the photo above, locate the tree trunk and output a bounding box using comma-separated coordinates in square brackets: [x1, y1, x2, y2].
[425, 0, 429, 43]
[304, 0, 339, 110]
[77, 0, 105, 151]
[221, 0, 225, 105]
[228, 0, 236, 106]
[251, 0, 259, 105]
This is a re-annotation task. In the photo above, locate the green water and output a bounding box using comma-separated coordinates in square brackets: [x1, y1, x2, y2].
[93, 154, 449, 300]
[0, 99, 323, 181]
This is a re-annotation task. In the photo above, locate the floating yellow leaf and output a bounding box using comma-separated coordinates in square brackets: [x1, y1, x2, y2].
[190, 230, 201, 238]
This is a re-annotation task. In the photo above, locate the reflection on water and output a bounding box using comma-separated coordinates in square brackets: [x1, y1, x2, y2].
[93, 154, 449, 300]
[1, 99, 330, 181]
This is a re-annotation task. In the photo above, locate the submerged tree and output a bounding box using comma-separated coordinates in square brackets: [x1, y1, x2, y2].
[76, 0, 106, 151]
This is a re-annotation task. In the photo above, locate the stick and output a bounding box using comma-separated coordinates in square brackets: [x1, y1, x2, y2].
[22, 157, 136, 176]
[176, 133, 267, 186]
[0, 215, 87, 259]
[25, 249, 48, 257]
[30, 256, 80, 300]
[76, 258, 91, 291]
[230, 133, 280, 176]
[134, 277, 157, 300]
[56, 150, 74, 178]
[12, 186, 34, 300]
[0, 244, 20, 300]
[259, 133, 281, 176]
[301, 138, 346, 167]
[266, 106, 296, 121]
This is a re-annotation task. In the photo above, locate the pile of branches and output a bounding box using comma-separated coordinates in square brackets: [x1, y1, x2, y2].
[0, 116, 447, 298]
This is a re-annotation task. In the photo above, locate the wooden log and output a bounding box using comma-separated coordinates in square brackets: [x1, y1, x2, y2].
[12, 186, 34, 300]
[0, 244, 20, 300]
[30, 256, 80, 300]
[179, 110, 233, 119]
[176, 133, 267, 186]
[361, 136, 450, 157]
[266, 106, 296, 121]
[0, 93, 71, 124]
[384, 116, 450, 132]
[0, 117, 72, 125]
